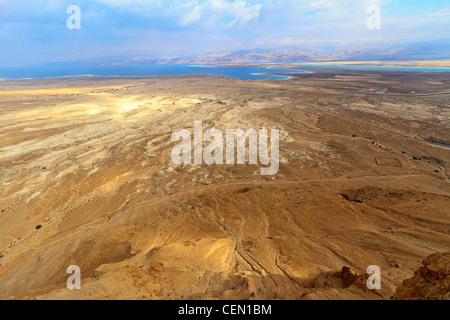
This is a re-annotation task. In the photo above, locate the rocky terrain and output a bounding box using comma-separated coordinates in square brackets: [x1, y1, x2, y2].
[0, 68, 449, 299]
[393, 252, 449, 300]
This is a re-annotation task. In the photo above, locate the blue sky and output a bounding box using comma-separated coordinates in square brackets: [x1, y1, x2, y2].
[0, 0, 449, 67]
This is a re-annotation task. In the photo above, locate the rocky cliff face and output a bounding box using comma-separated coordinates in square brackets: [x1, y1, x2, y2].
[393, 252, 450, 300]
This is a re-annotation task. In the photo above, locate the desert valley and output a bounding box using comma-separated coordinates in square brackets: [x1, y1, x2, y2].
[0, 66, 448, 300]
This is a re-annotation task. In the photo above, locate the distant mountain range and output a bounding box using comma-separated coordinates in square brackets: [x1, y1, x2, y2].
[100, 38, 450, 65]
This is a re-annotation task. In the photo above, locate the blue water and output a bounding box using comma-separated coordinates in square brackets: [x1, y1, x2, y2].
[295, 64, 450, 72]
[0, 63, 308, 80]
[2, 62, 448, 81]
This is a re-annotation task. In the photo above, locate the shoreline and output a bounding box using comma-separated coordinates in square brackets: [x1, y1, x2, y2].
[2, 61, 450, 81]
[290, 59, 450, 68]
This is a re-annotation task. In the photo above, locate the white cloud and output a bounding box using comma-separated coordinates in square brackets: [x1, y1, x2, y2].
[1, 0, 449, 67]
[97, 0, 262, 27]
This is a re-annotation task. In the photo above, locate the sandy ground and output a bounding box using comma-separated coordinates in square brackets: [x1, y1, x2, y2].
[0, 69, 449, 300]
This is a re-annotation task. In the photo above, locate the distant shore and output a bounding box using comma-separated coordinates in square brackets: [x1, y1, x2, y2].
[292, 60, 450, 68]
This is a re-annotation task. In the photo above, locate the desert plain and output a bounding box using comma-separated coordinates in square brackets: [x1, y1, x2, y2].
[0, 67, 449, 299]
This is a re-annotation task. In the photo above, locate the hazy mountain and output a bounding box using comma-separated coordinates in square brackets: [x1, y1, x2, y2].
[100, 39, 450, 65]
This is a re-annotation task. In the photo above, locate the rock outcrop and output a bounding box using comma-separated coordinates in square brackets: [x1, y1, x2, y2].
[393, 252, 450, 300]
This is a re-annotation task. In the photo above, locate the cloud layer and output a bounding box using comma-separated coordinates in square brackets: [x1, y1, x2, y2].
[0, 0, 449, 66]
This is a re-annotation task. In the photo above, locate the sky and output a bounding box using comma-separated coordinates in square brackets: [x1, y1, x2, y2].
[0, 0, 449, 67]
